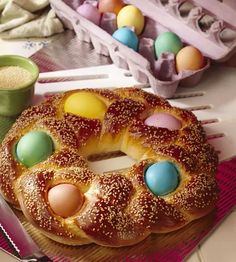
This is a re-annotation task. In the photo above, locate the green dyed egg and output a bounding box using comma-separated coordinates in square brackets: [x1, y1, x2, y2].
[154, 32, 183, 58]
[16, 131, 54, 167]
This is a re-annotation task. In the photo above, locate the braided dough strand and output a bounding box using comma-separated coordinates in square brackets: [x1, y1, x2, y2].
[0, 88, 218, 247]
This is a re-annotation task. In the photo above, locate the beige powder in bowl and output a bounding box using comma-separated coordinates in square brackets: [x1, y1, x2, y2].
[0, 66, 33, 89]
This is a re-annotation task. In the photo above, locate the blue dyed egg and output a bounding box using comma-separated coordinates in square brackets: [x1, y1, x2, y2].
[144, 161, 179, 196]
[112, 27, 139, 51]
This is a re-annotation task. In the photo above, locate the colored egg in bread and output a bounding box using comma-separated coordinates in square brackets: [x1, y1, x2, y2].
[176, 46, 204, 73]
[112, 27, 139, 51]
[98, 0, 125, 15]
[117, 5, 145, 35]
[145, 112, 182, 131]
[48, 184, 84, 218]
[64, 92, 107, 120]
[154, 32, 183, 58]
[16, 131, 54, 168]
[145, 161, 180, 196]
[76, 3, 101, 25]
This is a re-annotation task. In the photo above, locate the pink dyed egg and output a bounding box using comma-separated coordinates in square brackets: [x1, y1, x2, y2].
[76, 3, 101, 25]
[64, 0, 85, 10]
[48, 184, 84, 218]
[145, 112, 182, 131]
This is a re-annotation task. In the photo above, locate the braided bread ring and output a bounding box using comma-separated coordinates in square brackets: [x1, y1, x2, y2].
[0, 88, 218, 247]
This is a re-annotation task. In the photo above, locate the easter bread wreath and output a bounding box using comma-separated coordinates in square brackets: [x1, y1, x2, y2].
[0, 88, 218, 247]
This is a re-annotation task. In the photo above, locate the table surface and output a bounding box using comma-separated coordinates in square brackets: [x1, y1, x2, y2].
[0, 33, 236, 262]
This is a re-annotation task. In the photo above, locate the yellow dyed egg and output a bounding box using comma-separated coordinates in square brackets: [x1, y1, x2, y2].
[176, 46, 204, 73]
[117, 5, 145, 35]
[64, 92, 107, 120]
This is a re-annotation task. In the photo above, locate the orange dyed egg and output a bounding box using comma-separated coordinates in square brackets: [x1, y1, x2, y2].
[176, 46, 204, 73]
[98, 0, 125, 15]
[48, 184, 83, 218]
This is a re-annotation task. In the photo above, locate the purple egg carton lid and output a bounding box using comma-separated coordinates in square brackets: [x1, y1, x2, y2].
[129, 0, 236, 61]
[49, 0, 236, 98]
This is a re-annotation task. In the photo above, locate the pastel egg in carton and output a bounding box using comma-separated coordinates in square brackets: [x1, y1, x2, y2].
[49, 0, 236, 98]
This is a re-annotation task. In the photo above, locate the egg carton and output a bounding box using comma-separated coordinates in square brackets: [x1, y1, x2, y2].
[129, 0, 236, 60]
[49, 0, 236, 98]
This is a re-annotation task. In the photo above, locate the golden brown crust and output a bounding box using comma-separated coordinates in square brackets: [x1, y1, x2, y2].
[0, 88, 218, 246]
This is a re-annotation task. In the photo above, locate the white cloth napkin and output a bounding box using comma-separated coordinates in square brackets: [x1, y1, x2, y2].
[0, 0, 64, 39]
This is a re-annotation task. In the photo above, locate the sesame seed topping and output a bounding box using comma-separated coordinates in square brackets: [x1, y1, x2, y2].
[0, 88, 218, 246]
[103, 99, 145, 134]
